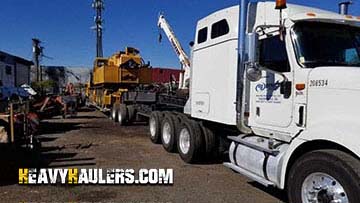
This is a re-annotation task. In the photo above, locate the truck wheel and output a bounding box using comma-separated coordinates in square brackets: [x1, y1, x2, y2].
[111, 107, 116, 120]
[127, 105, 136, 124]
[111, 105, 118, 121]
[287, 149, 360, 203]
[149, 111, 162, 144]
[177, 119, 203, 163]
[161, 113, 177, 152]
[173, 114, 183, 138]
[200, 123, 218, 160]
[117, 104, 128, 126]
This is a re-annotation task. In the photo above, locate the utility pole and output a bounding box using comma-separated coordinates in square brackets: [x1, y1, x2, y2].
[92, 0, 104, 58]
[32, 38, 42, 82]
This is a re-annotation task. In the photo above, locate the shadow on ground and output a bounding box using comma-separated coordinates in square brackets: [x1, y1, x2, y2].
[0, 108, 105, 186]
[0, 151, 96, 186]
[39, 121, 83, 135]
[71, 115, 103, 119]
[248, 181, 288, 203]
[77, 107, 96, 113]
[0, 145, 96, 186]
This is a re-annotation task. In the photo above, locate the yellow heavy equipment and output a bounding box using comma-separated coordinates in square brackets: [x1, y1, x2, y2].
[87, 47, 151, 110]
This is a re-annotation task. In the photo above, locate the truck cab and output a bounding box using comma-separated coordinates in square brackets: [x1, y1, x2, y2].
[145, 1, 360, 202]
[186, 1, 360, 202]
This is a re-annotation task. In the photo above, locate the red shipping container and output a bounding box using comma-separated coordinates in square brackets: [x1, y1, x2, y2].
[151, 67, 182, 84]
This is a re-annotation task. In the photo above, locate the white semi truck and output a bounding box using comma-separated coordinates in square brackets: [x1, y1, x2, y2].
[117, 0, 360, 202]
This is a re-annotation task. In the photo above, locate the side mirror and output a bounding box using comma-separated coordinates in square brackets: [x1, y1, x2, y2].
[246, 63, 262, 82]
[280, 81, 292, 99]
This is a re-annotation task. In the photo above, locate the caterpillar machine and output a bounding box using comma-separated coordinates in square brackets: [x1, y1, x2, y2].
[87, 0, 182, 117]
[87, 47, 152, 111]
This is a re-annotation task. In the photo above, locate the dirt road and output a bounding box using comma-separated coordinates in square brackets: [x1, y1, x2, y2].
[0, 108, 286, 203]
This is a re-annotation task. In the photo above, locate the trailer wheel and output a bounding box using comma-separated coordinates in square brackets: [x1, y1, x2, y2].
[117, 104, 128, 126]
[161, 113, 177, 152]
[287, 149, 360, 203]
[127, 105, 136, 124]
[177, 119, 203, 163]
[111, 104, 119, 121]
[149, 111, 162, 144]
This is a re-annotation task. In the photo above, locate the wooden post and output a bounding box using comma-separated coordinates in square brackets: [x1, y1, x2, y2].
[9, 103, 14, 143]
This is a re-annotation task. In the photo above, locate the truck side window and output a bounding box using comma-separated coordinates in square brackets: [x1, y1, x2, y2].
[211, 19, 229, 39]
[197, 27, 208, 44]
[259, 36, 290, 72]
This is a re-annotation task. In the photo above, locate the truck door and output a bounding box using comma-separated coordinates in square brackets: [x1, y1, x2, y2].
[248, 35, 293, 129]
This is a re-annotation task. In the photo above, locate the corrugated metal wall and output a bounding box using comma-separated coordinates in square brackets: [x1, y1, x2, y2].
[15, 63, 30, 86]
[0, 51, 31, 87]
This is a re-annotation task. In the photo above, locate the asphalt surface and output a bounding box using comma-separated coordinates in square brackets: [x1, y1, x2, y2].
[0, 108, 287, 203]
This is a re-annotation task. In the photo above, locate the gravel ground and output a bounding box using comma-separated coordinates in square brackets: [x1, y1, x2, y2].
[0, 108, 287, 203]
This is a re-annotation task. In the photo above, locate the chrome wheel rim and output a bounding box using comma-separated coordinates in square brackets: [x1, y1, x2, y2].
[118, 111, 122, 124]
[302, 172, 349, 203]
[162, 122, 171, 144]
[179, 128, 190, 154]
[111, 108, 116, 120]
[149, 117, 156, 138]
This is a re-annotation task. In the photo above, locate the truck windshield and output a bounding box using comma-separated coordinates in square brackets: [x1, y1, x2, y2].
[292, 22, 360, 68]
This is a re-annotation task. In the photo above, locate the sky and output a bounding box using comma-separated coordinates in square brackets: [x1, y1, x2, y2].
[0, 0, 359, 69]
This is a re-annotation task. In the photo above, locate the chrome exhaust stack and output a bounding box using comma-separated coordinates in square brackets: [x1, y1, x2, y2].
[339, 1, 352, 15]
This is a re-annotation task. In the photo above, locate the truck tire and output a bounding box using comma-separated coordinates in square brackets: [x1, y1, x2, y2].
[161, 113, 177, 152]
[177, 119, 204, 163]
[111, 104, 119, 121]
[149, 111, 162, 144]
[200, 123, 218, 160]
[173, 114, 183, 139]
[111, 107, 116, 121]
[287, 149, 360, 203]
[117, 104, 128, 126]
[127, 105, 136, 124]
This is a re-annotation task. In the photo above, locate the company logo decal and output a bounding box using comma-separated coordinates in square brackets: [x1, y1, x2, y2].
[255, 81, 281, 92]
[19, 168, 173, 185]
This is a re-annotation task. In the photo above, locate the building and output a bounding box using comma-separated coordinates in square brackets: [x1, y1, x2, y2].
[0, 51, 33, 87]
[41, 66, 66, 94]
[65, 67, 91, 85]
[40, 66, 91, 94]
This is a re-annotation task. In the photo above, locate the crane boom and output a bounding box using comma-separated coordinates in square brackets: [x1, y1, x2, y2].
[158, 14, 190, 89]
